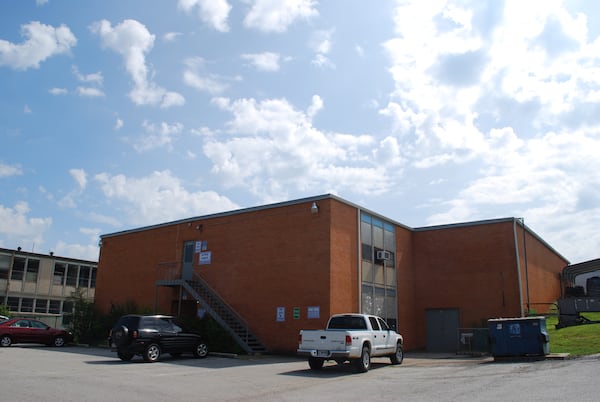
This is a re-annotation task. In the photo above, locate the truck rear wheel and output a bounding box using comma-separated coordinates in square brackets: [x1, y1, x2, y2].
[390, 342, 404, 365]
[308, 357, 324, 370]
[354, 345, 371, 373]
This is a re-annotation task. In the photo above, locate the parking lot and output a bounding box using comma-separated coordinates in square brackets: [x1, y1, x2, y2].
[1, 345, 599, 401]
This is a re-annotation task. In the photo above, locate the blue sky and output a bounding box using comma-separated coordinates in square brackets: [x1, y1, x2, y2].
[1, 0, 600, 264]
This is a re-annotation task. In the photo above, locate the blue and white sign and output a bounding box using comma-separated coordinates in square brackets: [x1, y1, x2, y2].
[199, 251, 212, 265]
[276, 307, 285, 322]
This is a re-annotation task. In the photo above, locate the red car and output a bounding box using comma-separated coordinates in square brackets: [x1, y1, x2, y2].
[0, 318, 73, 347]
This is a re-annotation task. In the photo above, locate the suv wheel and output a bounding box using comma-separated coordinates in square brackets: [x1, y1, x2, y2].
[143, 343, 161, 362]
[118, 351, 134, 361]
[193, 342, 208, 358]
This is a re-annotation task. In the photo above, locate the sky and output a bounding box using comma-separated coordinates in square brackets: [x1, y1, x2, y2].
[1, 0, 600, 265]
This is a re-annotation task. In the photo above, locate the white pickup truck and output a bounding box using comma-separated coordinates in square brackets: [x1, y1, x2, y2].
[297, 313, 404, 372]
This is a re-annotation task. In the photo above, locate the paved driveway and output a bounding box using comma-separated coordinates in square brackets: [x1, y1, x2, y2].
[0, 345, 598, 401]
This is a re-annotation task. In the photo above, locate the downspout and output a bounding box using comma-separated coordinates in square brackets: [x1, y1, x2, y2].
[513, 218, 525, 317]
[357, 208, 362, 313]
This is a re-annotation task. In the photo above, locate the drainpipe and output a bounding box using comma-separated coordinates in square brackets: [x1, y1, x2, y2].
[513, 218, 525, 317]
[357, 208, 362, 313]
[521, 218, 530, 315]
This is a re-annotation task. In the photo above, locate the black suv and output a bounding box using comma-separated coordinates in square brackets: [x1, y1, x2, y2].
[108, 315, 208, 362]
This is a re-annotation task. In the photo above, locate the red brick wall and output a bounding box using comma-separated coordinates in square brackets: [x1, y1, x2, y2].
[96, 200, 336, 353]
[396, 226, 417, 349]
[514, 224, 567, 314]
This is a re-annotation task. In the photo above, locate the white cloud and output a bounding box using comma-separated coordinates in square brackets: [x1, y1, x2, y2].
[72, 65, 103, 85]
[163, 32, 182, 42]
[178, 0, 232, 32]
[205, 95, 385, 201]
[241, 52, 281, 72]
[90, 19, 184, 108]
[0, 21, 76, 70]
[77, 87, 105, 97]
[243, 0, 318, 33]
[310, 29, 334, 68]
[49, 87, 68, 95]
[183, 57, 231, 94]
[94, 170, 239, 225]
[0, 202, 51, 247]
[114, 118, 124, 130]
[133, 121, 184, 152]
[0, 162, 23, 177]
[69, 168, 87, 190]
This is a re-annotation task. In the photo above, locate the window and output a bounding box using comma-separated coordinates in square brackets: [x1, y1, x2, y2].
[78, 266, 90, 288]
[49, 300, 61, 314]
[35, 299, 48, 313]
[21, 298, 34, 312]
[90, 267, 97, 288]
[11, 257, 25, 281]
[0, 254, 10, 280]
[63, 301, 73, 314]
[66, 264, 78, 287]
[7, 297, 19, 311]
[53, 263, 66, 285]
[25, 259, 39, 283]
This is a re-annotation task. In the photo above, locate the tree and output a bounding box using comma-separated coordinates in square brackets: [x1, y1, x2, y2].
[67, 288, 99, 345]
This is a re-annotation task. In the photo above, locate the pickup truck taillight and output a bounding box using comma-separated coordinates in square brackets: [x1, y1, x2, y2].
[345, 335, 352, 346]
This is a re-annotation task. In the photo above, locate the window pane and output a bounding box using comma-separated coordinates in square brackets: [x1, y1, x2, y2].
[374, 264, 384, 285]
[374, 287, 385, 317]
[53, 263, 66, 285]
[25, 259, 39, 283]
[0, 254, 10, 280]
[66, 264, 78, 287]
[63, 301, 73, 313]
[90, 268, 97, 288]
[7, 297, 19, 311]
[21, 298, 34, 312]
[11, 257, 25, 281]
[361, 221, 372, 245]
[78, 266, 90, 287]
[361, 284, 373, 314]
[35, 299, 48, 313]
[361, 243, 372, 261]
[49, 300, 61, 314]
[361, 261, 373, 283]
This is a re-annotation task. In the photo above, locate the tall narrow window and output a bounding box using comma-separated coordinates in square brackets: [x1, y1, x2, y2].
[53, 263, 66, 285]
[25, 259, 39, 283]
[90, 267, 97, 288]
[66, 264, 78, 287]
[0, 254, 10, 280]
[78, 266, 90, 288]
[11, 257, 25, 281]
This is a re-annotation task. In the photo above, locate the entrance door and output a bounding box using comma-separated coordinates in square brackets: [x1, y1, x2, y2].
[426, 308, 459, 352]
[182, 241, 195, 280]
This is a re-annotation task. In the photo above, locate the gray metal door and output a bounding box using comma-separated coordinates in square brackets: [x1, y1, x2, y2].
[426, 308, 460, 352]
[182, 241, 195, 280]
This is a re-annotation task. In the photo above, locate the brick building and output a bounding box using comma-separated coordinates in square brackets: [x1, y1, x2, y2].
[95, 194, 568, 353]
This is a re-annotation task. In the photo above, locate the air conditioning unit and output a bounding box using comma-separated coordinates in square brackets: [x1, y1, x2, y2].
[376, 250, 391, 261]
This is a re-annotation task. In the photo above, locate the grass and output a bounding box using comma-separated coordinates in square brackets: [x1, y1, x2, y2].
[546, 312, 600, 356]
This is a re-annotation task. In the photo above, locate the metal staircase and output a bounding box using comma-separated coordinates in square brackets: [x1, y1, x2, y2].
[157, 269, 267, 354]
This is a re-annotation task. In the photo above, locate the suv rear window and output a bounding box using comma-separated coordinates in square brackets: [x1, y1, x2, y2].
[116, 316, 140, 329]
